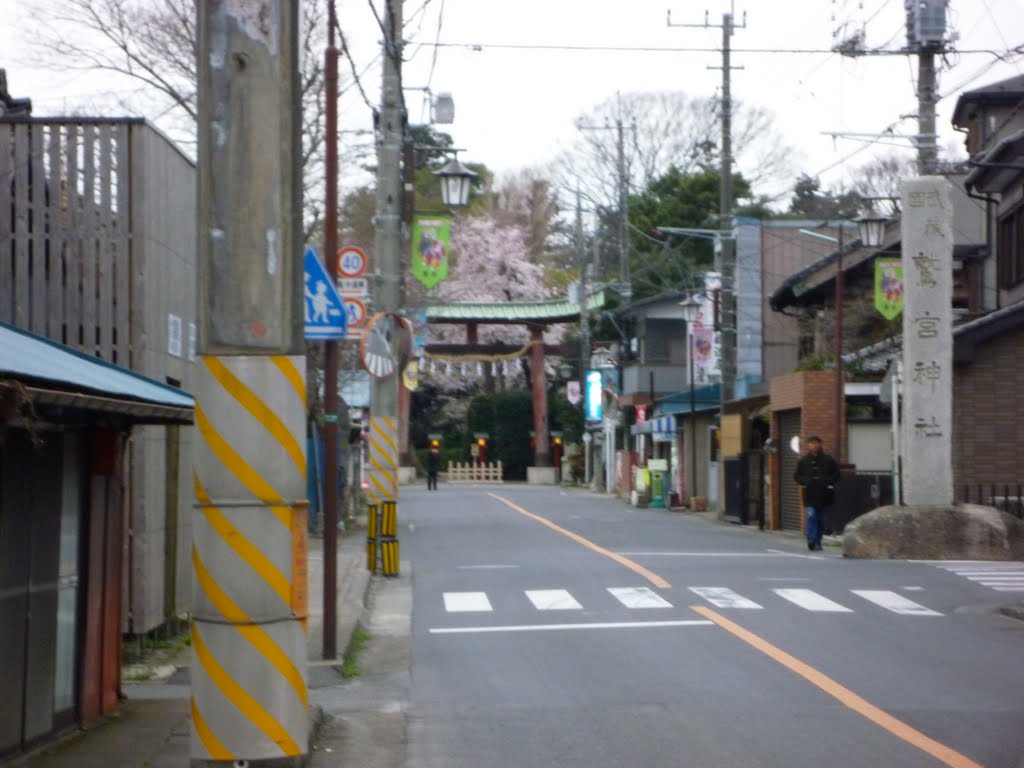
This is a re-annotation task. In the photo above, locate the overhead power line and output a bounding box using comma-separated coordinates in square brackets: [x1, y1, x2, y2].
[429, 41, 1013, 56]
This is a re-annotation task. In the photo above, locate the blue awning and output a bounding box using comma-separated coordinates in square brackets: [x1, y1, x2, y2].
[0, 321, 194, 424]
[655, 382, 721, 416]
[630, 415, 676, 436]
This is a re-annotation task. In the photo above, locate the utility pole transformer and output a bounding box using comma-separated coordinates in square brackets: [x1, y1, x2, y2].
[195, 2, 308, 766]
[369, 0, 404, 514]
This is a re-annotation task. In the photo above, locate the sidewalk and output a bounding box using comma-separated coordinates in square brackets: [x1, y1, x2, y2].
[9, 527, 371, 768]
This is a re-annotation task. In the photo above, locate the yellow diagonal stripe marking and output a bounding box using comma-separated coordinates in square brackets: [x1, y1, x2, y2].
[488, 493, 671, 589]
[194, 475, 291, 607]
[369, 435, 396, 464]
[195, 404, 289, 527]
[192, 623, 301, 756]
[371, 423, 397, 454]
[192, 697, 233, 760]
[193, 547, 307, 706]
[271, 356, 306, 406]
[693, 607, 982, 768]
[204, 357, 305, 478]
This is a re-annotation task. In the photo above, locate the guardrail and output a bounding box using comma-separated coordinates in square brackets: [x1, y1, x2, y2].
[446, 461, 504, 484]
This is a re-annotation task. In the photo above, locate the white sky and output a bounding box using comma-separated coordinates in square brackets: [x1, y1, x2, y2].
[3, 0, 1023, 204]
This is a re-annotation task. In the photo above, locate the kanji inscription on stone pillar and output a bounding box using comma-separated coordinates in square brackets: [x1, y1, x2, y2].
[900, 177, 953, 506]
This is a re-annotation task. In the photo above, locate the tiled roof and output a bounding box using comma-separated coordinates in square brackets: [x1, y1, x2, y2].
[426, 291, 606, 323]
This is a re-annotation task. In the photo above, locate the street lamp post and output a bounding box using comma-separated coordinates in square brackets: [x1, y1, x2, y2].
[679, 295, 702, 506]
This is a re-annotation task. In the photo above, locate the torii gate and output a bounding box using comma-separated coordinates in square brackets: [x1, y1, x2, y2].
[397, 293, 606, 480]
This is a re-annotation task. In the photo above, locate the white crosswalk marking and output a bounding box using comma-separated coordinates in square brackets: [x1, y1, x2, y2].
[607, 587, 674, 609]
[689, 587, 763, 609]
[773, 588, 852, 612]
[443, 592, 493, 612]
[851, 590, 942, 616]
[927, 561, 1024, 592]
[526, 590, 583, 611]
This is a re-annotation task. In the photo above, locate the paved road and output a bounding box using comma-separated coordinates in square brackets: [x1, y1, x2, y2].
[387, 484, 1024, 768]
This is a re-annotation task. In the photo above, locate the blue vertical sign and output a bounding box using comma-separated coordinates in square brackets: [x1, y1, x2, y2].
[303, 245, 347, 339]
[585, 370, 603, 422]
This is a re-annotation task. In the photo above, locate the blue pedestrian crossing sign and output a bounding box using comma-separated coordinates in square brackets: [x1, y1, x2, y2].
[303, 245, 347, 339]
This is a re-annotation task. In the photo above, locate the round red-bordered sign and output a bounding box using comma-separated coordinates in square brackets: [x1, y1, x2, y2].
[360, 312, 413, 379]
[342, 297, 367, 329]
[337, 246, 367, 279]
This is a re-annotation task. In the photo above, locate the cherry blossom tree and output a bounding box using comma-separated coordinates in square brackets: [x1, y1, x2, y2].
[422, 215, 564, 398]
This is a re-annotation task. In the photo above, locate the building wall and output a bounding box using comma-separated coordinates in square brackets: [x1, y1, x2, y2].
[761, 222, 837, 380]
[953, 322, 1024, 492]
[848, 423, 893, 472]
[127, 123, 197, 633]
[769, 370, 844, 530]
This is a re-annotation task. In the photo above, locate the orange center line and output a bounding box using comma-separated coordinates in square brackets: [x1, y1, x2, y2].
[692, 606, 983, 768]
[487, 493, 671, 589]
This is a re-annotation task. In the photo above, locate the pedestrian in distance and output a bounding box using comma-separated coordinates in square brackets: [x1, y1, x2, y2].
[793, 435, 840, 551]
[426, 446, 440, 491]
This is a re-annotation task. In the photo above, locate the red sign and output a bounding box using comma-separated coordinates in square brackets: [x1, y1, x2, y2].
[337, 246, 367, 278]
[636, 406, 647, 424]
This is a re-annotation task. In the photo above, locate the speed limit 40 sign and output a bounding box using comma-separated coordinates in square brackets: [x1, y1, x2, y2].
[337, 246, 367, 279]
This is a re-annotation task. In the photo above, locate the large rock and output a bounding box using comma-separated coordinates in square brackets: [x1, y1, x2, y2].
[843, 504, 1024, 560]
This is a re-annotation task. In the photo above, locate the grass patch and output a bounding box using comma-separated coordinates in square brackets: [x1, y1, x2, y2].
[341, 625, 370, 679]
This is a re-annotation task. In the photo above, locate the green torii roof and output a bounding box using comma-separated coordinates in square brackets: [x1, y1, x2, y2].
[426, 290, 606, 324]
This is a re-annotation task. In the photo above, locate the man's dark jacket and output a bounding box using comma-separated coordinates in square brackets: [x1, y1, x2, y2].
[794, 451, 840, 509]
[426, 450, 440, 474]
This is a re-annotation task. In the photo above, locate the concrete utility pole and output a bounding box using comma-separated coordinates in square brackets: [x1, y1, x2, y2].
[195, 2, 308, 765]
[616, 117, 629, 290]
[369, 0, 404, 512]
[322, 0, 341, 660]
[669, 7, 744, 411]
[715, 12, 739, 407]
[917, 48, 939, 175]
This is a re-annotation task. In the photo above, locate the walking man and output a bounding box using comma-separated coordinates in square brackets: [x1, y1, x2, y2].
[426, 445, 440, 491]
[794, 435, 839, 551]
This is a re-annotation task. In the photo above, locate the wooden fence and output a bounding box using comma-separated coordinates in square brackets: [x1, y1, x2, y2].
[0, 119, 137, 365]
[447, 461, 504, 483]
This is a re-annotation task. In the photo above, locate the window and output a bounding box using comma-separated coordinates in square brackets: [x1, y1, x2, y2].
[997, 204, 1024, 289]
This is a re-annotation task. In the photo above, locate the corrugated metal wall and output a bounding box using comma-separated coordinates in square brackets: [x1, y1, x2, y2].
[779, 409, 803, 531]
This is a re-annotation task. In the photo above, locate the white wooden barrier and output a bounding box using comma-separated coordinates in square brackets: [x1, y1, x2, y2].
[446, 461, 504, 483]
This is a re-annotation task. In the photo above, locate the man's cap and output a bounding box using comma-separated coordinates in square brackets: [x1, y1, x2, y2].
[806, 435, 822, 443]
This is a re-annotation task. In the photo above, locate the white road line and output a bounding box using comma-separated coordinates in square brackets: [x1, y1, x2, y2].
[689, 587, 763, 609]
[902, 586, 925, 591]
[429, 620, 713, 635]
[608, 587, 674, 609]
[526, 589, 583, 611]
[990, 586, 1024, 591]
[457, 564, 520, 570]
[618, 551, 807, 558]
[443, 592, 493, 612]
[851, 590, 942, 616]
[773, 589, 853, 613]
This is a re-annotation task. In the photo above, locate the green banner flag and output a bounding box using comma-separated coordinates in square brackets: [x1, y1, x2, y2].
[411, 215, 451, 290]
[874, 257, 905, 320]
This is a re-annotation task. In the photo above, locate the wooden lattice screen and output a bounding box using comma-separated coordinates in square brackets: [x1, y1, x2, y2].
[1, 120, 133, 365]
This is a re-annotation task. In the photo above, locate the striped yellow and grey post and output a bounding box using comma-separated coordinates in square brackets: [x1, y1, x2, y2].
[192, 357, 309, 762]
[367, 416, 399, 506]
[196, 2, 307, 765]
[368, 417, 399, 575]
